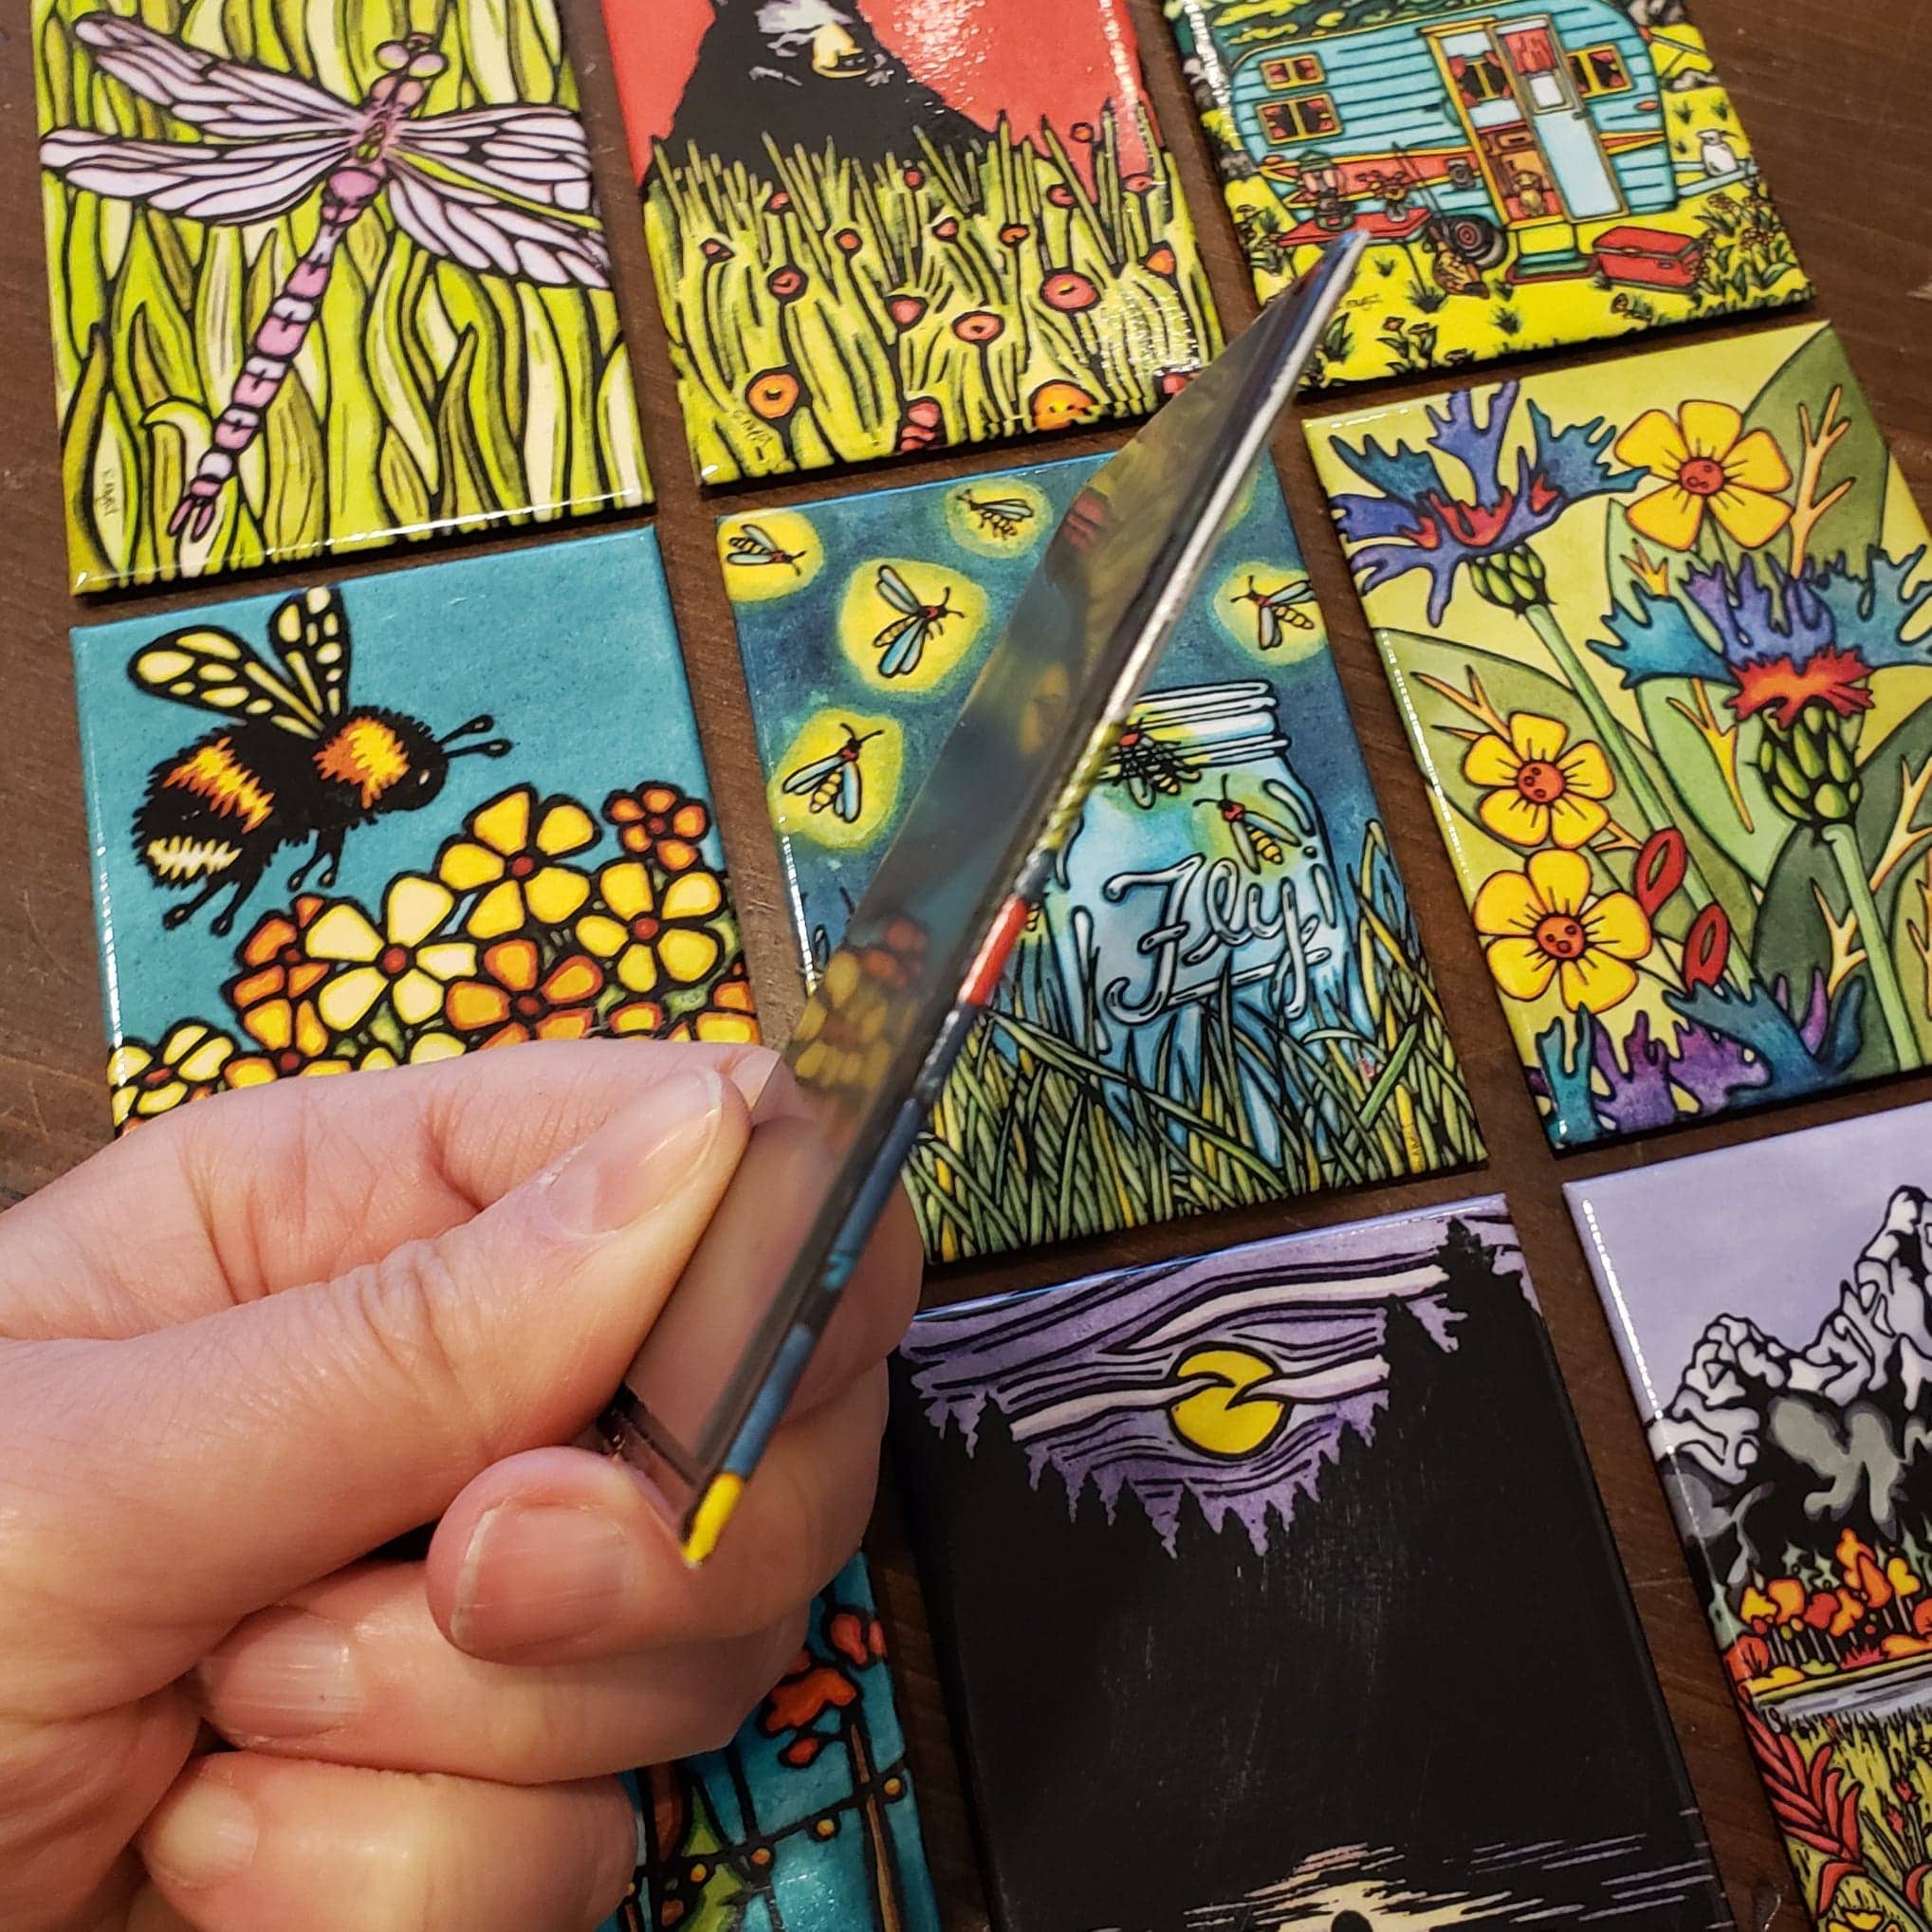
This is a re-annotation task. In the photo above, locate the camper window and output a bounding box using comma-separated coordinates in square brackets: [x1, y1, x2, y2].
[1448, 48, 1511, 107]
[1259, 92, 1340, 142]
[1260, 53, 1325, 89]
[1567, 44, 1632, 97]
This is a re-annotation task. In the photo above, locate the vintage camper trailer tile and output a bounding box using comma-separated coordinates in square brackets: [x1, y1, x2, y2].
[1306, 322, 1932, 1149]
[892, 1199, 1731, 1931]
[601, 0, 1221, 484]
[1165, 0, 1809, 384]
[33, 0, 649, 594]
[721, 454, 1481, 1263]
[71, 529, 752, 1132]
[1567, 1101, 1932, 1932]
[600, 1555, 942, 1932]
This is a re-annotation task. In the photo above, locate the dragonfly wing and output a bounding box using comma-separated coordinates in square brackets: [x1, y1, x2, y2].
[39, 128, 350, 222]
[394, 106, 596, 214]
[70, 15, 360, 140]
[386, 160, 611, 288]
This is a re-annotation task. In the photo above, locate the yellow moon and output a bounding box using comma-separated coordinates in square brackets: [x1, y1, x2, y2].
[1167, 1347, 1288, 1458]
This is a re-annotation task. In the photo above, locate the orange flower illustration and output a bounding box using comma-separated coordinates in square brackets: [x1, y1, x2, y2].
[604, 784, 709, 872]
[1473, 849, 1651, 1013]
[1462, 713, 1615, 849]
[226, 996, 353, 1085]
[1028, 379, 1100, 432]
[1615, 401, 1792, 552]
[445, 940, 604, 1048]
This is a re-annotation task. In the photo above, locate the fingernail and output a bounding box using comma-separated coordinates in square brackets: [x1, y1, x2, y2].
[193, 1609, 360, 1741]
[143, 1776, 257, 1889]
[545, 1066, 727, 1238]
[451, 1502, 635, 1653]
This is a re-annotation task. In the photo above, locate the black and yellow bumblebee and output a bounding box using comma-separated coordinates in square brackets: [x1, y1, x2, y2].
[128, 585, 509, 934]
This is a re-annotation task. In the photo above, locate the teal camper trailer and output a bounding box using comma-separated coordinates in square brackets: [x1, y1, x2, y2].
[1197, 0, 1719, 280]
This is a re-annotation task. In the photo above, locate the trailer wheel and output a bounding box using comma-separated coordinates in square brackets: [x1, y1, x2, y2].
[1427, 212, 1507, 269]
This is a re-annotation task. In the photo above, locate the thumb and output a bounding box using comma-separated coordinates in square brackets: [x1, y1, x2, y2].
[9, 1062, 748, 1686]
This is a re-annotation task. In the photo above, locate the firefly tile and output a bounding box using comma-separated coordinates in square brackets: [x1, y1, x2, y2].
[891, 1199, 1731, 1931]
[71, 528, 752, 1132]
[1162, 0, 1809, 385]
[721, 453, 1482, 1265]
[1568, 1101, 1932, 1932]
[600, 1555, 942, 1932]
[1306, 322, 1932, 1150]
[35, 0, 649, 594]
[600, 0, 1222, 484]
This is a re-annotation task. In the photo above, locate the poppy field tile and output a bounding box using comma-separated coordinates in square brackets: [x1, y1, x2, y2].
[599, 0, 1221, 485]
[1306, 322, 1932, 1150]
[1567, 1100, 1932, 1932]
[722, 453, 1481, 1264]
[891, 1199, 1731, 1931]
[1162, 0, 1808, 386]
[600, 1555, 941, 1932]
[70, 528, 751, 1132]
[34, 0, 649, 594]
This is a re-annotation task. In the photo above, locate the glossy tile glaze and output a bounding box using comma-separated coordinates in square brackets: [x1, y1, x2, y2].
[1308, 322, 1932, 1149]
[723, 452, 1481, 1263]
[1163, 0, 1808, 385]
[70, 528, 751, 1130]
[1569, 1100, 1932, 1932]
[600, 0, 1222, 483]
[34, 0, 649, 593]
[892, 1200, 1731, 1931]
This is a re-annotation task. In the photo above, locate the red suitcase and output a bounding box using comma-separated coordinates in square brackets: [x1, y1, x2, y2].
[1592, 224, 1705, 291]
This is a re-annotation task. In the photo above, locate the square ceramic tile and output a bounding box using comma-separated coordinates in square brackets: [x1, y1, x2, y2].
[1163, 0, 1808, 385]
[601, 1555, 941, 1932]
[1307, 322, 1932, 1149]
[892, 1199, 1730, 1930]
[600, 0, 1221, 484]
[71, 528, 751, 1130]
[35, 0, 649, 593]
[723, 452, 1481, 1262]
[1569, 1102, 1932, 1932]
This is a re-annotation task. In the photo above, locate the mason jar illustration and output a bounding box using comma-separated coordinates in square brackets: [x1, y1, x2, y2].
[1044, 681, 1353, 1058]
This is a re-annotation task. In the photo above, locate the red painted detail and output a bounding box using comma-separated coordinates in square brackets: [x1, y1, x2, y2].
[961, 895, 1030, 1007]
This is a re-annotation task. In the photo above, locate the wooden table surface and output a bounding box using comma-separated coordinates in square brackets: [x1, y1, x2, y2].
[3, 2, 1930, 1927]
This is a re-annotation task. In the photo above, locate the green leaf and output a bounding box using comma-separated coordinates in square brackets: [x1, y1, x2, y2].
[263, 359, 326, 556]
[59, 327, 120, 592]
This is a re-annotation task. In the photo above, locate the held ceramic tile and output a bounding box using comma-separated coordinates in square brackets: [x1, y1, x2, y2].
[34, 0, 650, 594]
[1306, 322, 1932, 1150]
[722, 453, 1481, 1264]
[1566, 1102, 1932, 1932]
[891, 1199, 1731, 1931]
[600, 1555, 942, 1932]
[600, 0, 1222, 485]
[70, 528, 752, 1131]
[1163, 0, 1809, 385]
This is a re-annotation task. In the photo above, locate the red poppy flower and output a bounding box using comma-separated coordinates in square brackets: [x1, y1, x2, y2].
[902, 165, 924, 188]
[766, 190, 792, 212]
[931, 217, 959, 241]
[1046, 184, 1076, 209]
[1124, 172, 1154, 193]
[767, 266, 806, 301]
[700, 236, 732, 262]
[886, 293, 928, 329]
[834, 228, 862, 253]
[1070, 120, 1094, 141]
[951, 310, 1003, 344]
[1040, 268, 1099, 312]
[745, 369, 802, 421]
[998, 222, 1029, 246]
[1143, 242, 1177, 277]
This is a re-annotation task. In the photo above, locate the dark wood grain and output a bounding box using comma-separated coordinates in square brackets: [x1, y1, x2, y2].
[1, 3, 1928, 1927]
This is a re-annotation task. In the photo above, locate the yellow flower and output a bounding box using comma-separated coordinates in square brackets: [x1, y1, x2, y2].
[1827, 1914, 1902, 1932]
[575, 860, 725, 995]
[303, 875, 476, 1033]
[1473, 848, 1651, 1013]
[1615, 400, 1792, 552]
[1462, 713, 1615, 849]
[108, 1022, 234, 1129]
[224, 996, 353, 1085]
[436, 785, 597, 939]
[666, 960, 760, 1045]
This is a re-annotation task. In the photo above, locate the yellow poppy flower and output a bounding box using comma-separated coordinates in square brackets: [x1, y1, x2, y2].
[1462, 713, 1615, 849]
[303, 874, 475, 1033]
[1473, 848, 1651, 1013]
[436, 785, 597, 939]
[1614, 400, 1792, 552]
[575, 860, 725, 996]
[108, 1022, 235, 1128]
[224, 996, 353, 1085]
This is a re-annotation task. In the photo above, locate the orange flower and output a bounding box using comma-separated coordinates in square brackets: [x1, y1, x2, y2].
[224, 897, 329, 1021]
[445, 940, 604, 1048]
[1028, 379, 1101, 432]
[1040, 268, 1099, 312]
[746, 369, 801, 422]
[1143, 242, 1177, 277]
[667, 960, 760, 1045]
[226, 997, 352, 1085]
[603, 784, 709, 871]
[1615, 401, 1792, 552]
[951, 310, 1004, 344]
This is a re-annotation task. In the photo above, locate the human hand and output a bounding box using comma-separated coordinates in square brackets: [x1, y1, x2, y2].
[0, 1040, 920, 1932]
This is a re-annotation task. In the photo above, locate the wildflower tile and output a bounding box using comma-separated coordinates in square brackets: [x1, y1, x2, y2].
[601, 1555, 941, 1932]
[1164, 0, 1808, 386]
[722, 454, 1481, 1264]
[600, 0, 1221, 484]
[892, 1199, 1730, 1930]
[71, 528, 752, 1132]
[1567, 1100, 1932, 1932]
[34, 0, 649, 594]
[1306, 322, 1932, 1150]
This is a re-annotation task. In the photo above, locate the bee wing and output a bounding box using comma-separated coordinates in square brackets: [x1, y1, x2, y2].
[265, 585, 352, 722]
[782, 749, 842, 793]
[837, 760, 863, 821]
[874, 613, 926, 677]
[874, 565, 920, 613]
[129, 623, 325, 737]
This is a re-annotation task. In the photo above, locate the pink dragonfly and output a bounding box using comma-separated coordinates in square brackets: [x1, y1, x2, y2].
[41, 13, 611, 541]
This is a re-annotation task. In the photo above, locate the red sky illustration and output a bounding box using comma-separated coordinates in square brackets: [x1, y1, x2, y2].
[601, 0, 1160, 177]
